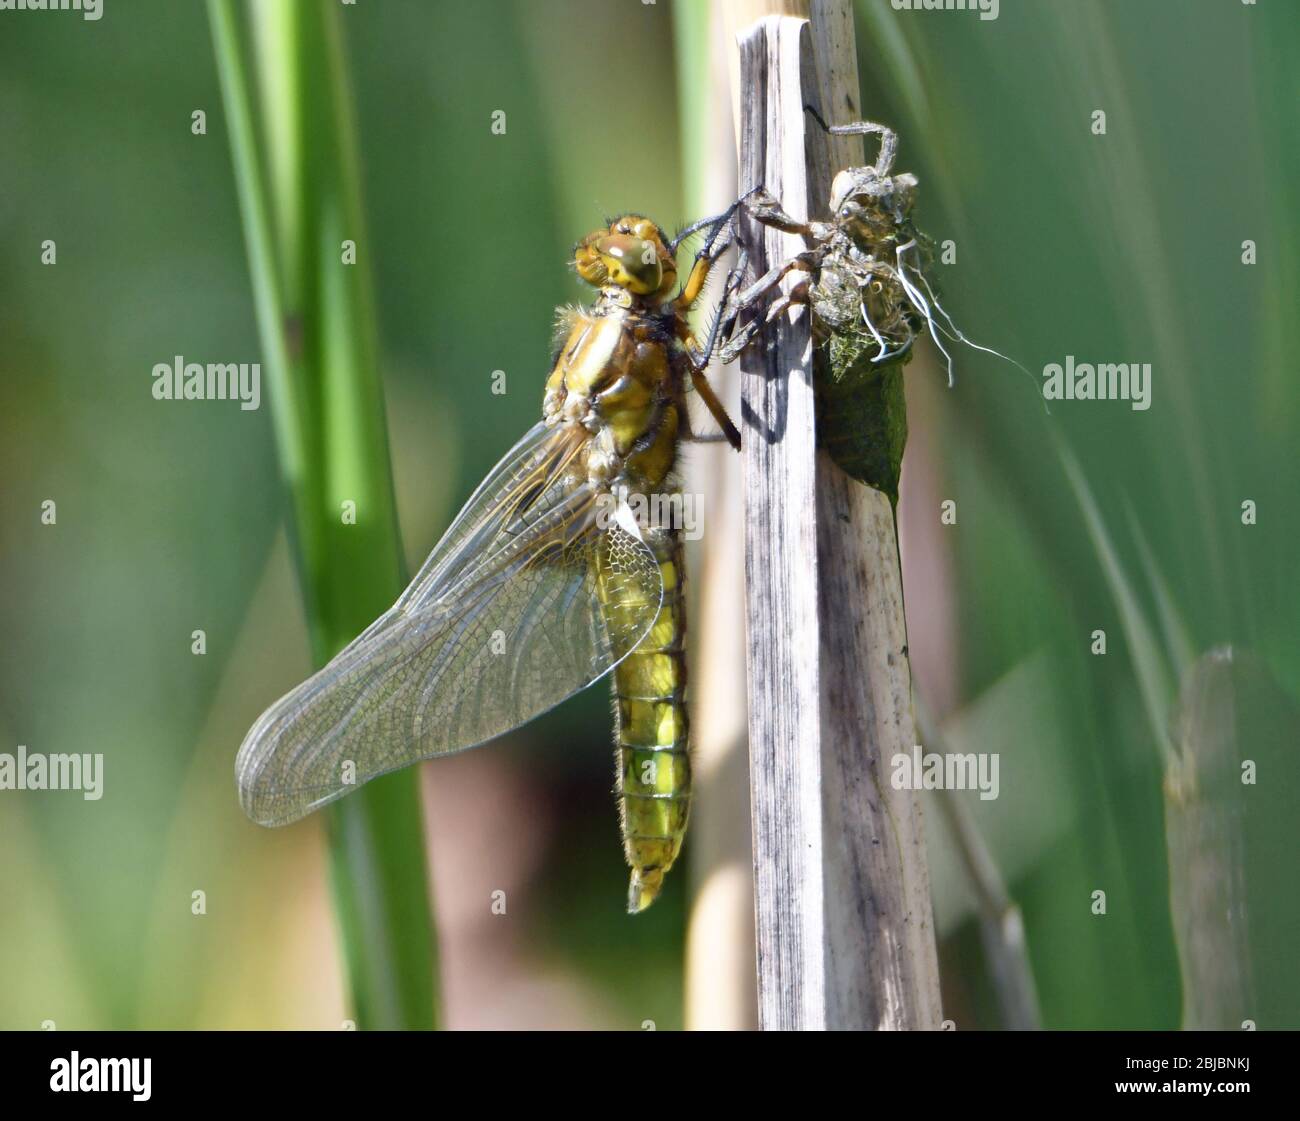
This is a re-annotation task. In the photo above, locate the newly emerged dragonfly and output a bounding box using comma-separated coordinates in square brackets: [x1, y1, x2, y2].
[237, 210, 745, 912]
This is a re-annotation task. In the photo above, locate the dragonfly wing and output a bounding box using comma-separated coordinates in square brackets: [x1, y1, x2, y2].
[236, 422, 664, 826]
[351, 420, 587, 646]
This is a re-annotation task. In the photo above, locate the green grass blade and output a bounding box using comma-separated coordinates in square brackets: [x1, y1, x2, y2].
[208, 0, 438, 1030]
[1060, 441, 1176, 767]
[1125, 501, 1197, 682]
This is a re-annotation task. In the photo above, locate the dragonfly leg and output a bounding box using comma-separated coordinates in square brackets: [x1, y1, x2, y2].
[730, 254, 811, 313]
[676, 291, 743, 452]
[739, 185, 814, 237]
[763, 271, 812, 324]
[715, 256, 815, 364]
[677, 322, 742, 451]
[669, 183, 777, 259]
[672, 182, 821, 445]
[803, 104, 898, 177]
[676, 181, 814, 358]
[686, 366, 740, 450]
[682, 245, 752, 370]
[679, 404, 734, 444]
[671, 179, 803, 313]
[670, 192, 753, 312]
[670, 203, 737, 257]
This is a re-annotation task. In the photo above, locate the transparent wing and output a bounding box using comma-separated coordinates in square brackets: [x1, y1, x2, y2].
[236, 421, 664, 826]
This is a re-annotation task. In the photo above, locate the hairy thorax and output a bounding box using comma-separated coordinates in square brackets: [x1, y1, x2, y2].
[542, 289, 680, 492]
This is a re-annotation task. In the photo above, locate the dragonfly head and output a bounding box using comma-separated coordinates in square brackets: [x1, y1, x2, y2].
[574, 215, 677, 300]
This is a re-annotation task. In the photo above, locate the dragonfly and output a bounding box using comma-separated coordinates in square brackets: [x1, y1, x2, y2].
[237, 210, 745, 913]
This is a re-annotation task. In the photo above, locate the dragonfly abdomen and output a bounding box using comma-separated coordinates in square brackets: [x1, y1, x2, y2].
[611, 524, 690, 913]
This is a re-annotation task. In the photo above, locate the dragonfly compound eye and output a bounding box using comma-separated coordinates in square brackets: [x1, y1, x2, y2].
[593, 234, 664, 295]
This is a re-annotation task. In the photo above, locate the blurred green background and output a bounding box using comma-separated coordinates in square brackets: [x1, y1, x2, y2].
[0, 0, 1294, 1030]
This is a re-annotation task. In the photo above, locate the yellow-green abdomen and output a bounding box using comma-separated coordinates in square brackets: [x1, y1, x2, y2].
[611, 525, 690, 913]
